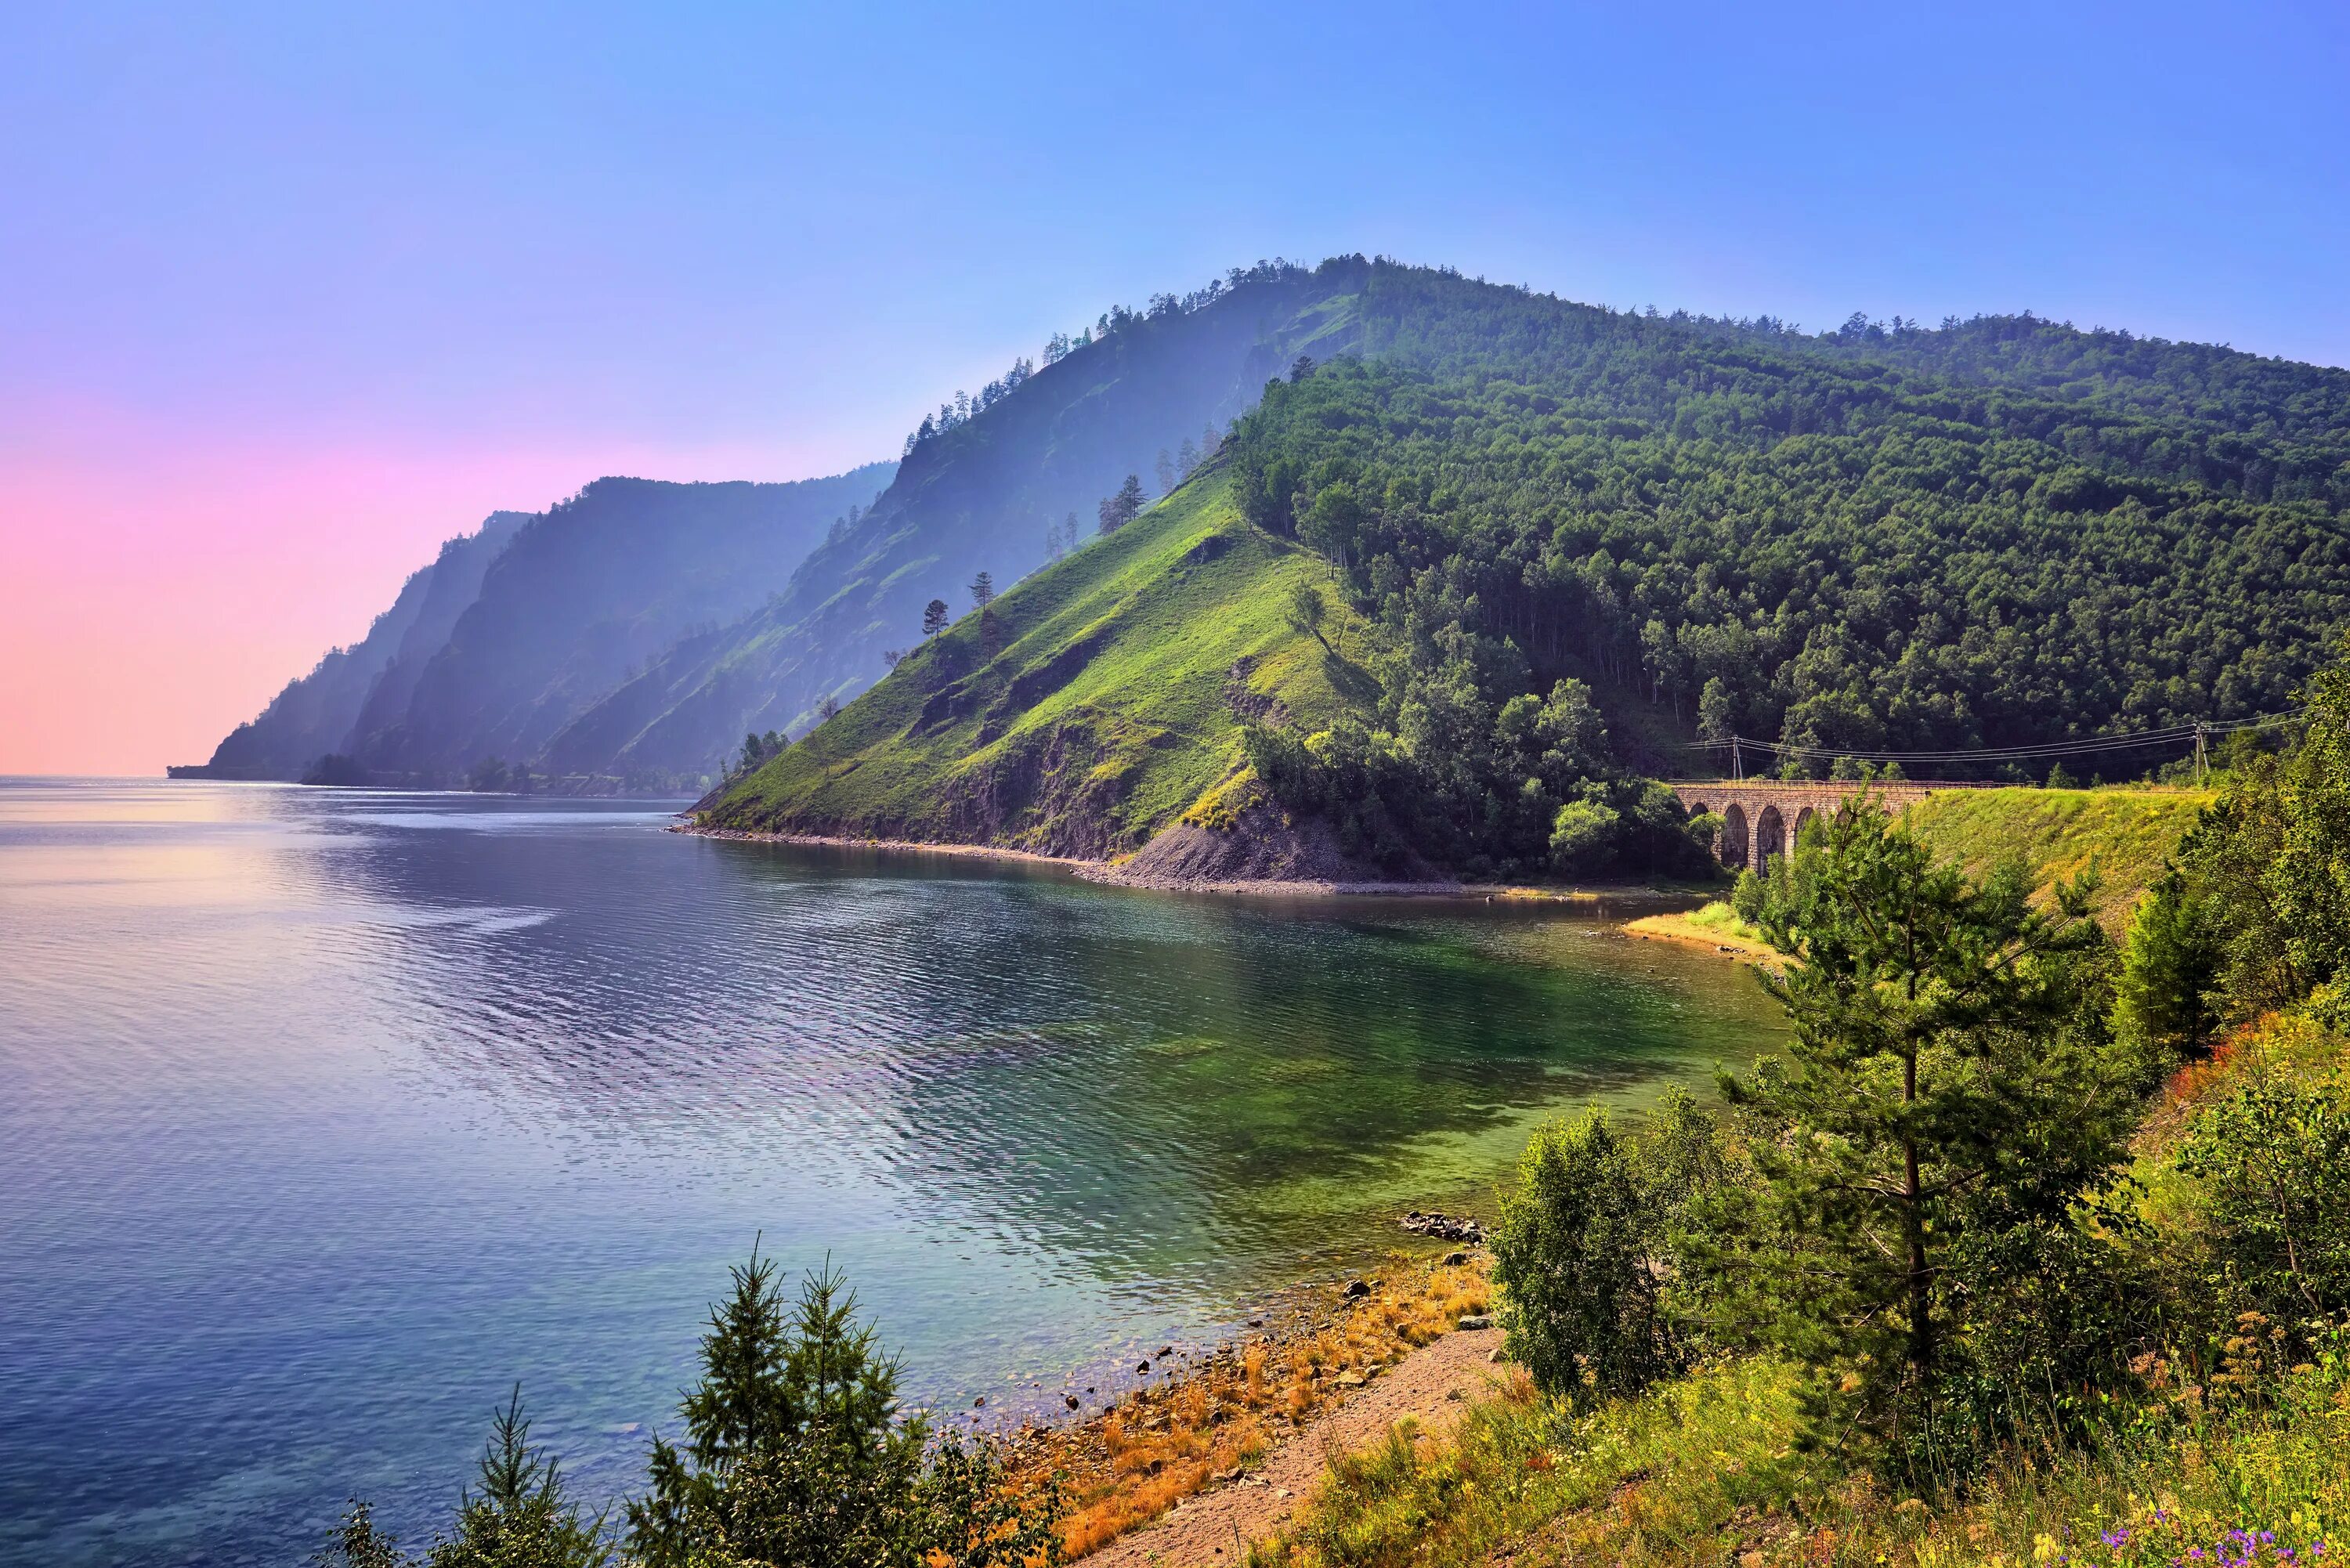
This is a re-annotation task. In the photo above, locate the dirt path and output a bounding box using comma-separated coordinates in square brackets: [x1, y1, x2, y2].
[1080, 1322, 1507, 1566]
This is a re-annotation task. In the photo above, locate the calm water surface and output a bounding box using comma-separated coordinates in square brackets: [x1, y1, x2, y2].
[0, 779, 1783, 1565]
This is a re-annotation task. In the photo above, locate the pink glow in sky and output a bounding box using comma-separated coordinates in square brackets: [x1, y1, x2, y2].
[0, 403, 849, 775]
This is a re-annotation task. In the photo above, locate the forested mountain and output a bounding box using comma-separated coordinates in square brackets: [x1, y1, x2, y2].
[705, 258, 2350, 881]
[182, 511, 527, 780]
[181, 466, 891, 788]
[552, 263, 1364, 778]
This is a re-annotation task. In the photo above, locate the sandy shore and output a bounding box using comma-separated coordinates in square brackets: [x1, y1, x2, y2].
[1622, 908, 1781, 963]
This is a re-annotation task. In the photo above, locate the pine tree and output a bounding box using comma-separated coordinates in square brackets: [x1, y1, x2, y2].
[921, 599, 949, 638]
[315, 1501, 411, 1568]
[1097, 474, 1148, 535]
[2114, 870, 2222, 1059]
[1708, 797, 2133, 1467]
[967, 572, 995, 609]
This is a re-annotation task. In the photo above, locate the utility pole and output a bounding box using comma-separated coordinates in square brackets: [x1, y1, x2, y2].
[1731, 735, 1743, 782]
[2194, 721, 2207, 786]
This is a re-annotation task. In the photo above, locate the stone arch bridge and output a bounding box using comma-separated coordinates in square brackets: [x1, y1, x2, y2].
[1665, 779, 1991, 869]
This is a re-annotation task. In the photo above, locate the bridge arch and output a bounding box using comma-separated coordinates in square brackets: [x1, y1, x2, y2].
[1792, 805, 1817, 849]
[1719, 803, 1749, 869]
[1755, 804, 1786, 867]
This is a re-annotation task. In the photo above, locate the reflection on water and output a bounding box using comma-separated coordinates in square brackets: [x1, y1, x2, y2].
[0, 779, 1782, 1566]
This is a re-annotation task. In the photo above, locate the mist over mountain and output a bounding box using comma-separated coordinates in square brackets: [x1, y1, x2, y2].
[179, 466, 892, 788]
[186, 511, 529, 781]
[548, 263, 1361, 779]
[190, 256, 2350, 811]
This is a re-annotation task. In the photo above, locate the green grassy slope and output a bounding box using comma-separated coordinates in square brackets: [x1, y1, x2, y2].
[571, 266, 1368, 782]
[1901, 784, 2213, 927]
[1663, 786, 2214, 953]
[699, 467, 1371, 856]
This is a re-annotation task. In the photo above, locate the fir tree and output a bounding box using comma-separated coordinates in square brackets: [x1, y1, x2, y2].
[428, 1387, 607, 1567]
[626, 1252, 925, 1568]
[1097, 473, 1148, 536]
[2113, 870, 2222, 1059]
[314, 1501, 410, 1568]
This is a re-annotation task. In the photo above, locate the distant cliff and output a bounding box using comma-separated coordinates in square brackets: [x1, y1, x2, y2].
[176, 465, 892, 789]
[179, 511, 528, 781]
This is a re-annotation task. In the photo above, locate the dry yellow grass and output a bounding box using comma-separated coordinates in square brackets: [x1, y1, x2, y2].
[1010, 1255, 1491, 1557]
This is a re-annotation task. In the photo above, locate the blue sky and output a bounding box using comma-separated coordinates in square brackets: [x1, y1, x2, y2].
[3, 0, 2346, 770]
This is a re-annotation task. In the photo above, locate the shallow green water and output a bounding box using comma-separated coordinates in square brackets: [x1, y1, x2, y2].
[0, 780, 1783, 1565]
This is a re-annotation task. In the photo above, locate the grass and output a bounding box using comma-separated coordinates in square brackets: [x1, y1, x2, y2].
[1246, 1351, 2350, 1568]
[700, 467, 1373, 854]
[1639, 786, 2218, 963]
[1900, 786, 2214, 931]
[1624, 901, 1775, 955]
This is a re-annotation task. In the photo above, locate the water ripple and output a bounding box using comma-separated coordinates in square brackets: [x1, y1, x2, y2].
[0, 780, 1783, 1567]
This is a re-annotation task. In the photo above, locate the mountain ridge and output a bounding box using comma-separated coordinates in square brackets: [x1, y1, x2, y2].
[177, 467, 892, 788]
[698, 258, 2350, 882]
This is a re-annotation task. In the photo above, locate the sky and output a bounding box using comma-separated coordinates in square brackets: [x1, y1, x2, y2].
[3, 2, 2346, 775]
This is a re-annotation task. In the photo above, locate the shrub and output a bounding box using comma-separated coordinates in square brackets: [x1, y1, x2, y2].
[2178, 1071, 2350, 1331]
[1491, 1107, 1693, 1404]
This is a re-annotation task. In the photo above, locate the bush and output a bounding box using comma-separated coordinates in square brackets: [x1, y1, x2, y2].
[1490, 1103, 1716, 1405]
[2178, 1072, 2350, 1332]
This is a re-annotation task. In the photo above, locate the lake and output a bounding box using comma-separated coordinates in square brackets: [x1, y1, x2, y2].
[0, 779, 1783, 1565]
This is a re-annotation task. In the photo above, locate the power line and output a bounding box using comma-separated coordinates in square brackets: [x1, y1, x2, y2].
[1676, 709, 2304, 768]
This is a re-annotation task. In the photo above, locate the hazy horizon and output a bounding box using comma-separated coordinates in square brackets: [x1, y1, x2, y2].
[5, 1, 2345, 774]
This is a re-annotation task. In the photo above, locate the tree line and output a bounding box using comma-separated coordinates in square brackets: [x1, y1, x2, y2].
[1219, 265, 2349, 875]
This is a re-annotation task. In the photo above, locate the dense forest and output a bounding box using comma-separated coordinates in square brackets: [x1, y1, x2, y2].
[1217, 262, 2350, 876]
